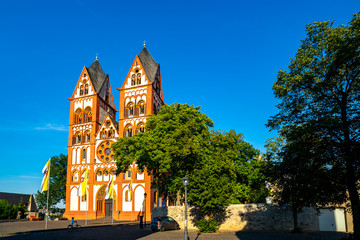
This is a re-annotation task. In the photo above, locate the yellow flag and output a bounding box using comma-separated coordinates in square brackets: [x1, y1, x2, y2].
[106, 176, 114, 199]
[40, 159, 50, 192]
[79, 169, 88, 196]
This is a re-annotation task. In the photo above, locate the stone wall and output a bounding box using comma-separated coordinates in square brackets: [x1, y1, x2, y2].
[152, 204, 319, 231]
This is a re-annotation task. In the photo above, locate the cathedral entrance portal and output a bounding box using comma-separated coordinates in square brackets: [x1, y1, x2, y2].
[96, 185, 116, 219]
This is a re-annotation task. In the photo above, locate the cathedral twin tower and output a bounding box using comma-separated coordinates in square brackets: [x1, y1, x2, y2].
[64, 47, 164, 220]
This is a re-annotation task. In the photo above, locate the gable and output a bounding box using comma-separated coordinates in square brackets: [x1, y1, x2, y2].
[71, 67, 96, 99]
[96, 115, 119, 139]
[121, 48, 159, 89]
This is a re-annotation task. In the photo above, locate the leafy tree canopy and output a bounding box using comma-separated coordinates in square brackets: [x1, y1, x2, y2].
[36, 154, 67, 209]
[267, 13, 360, 237]
[113, 103, 267, 219]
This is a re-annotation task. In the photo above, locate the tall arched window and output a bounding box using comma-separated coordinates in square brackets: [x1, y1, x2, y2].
[84, 130, 91, 143]
[83, 107, 92, 123]
[136, 73, 141, 85]
[125, 102, 134, 117]
[135, 122, 145, 134]
[124, 124, 133, 137]
[85, 84, 89, 94]
[72, 170, 79, 182]
[74, 108, 82, 124]
[131, 74, 136, 86]
[82, 148, 87, 161]
[138, 100, 146, 115]
[73, 131, 82, 144]
[96, 169, 103, 182]
[80, 85, 84, 96]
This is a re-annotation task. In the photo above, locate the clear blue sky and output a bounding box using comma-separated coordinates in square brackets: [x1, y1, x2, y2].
[0, 0, 358, 197]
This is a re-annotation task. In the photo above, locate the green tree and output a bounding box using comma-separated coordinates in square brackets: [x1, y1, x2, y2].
[17, 198, 26, 219]
[113, 103, 213, 202]
[113, 103, 267, 231]
[0, 200, 18, 220]
[267, 13, 360, 238]
[265, 135, 346, 232]
[36, 154, 67, 208]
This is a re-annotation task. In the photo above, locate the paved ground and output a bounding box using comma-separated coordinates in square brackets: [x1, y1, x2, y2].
[0, 219, 350, 240]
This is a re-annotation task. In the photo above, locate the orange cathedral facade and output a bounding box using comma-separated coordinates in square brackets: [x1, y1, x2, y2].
[63, 47, 165, 220]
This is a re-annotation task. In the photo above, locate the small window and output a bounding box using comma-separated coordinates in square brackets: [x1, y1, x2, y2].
[85, 84, 89, 94]
[80, 85, 84, 96]
[136, 73, 141, 85]
[138, 101, 146, 115]
[124, 124, 133, 137]
[83, 148, 87, 161]
[74, 108, 82, 124]
[131, 74, 136, 86]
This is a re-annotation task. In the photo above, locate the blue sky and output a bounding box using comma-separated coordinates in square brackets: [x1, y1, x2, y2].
[0, 0, 358, 197]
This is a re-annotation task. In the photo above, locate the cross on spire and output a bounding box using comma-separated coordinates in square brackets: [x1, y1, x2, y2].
[143, 40, 146, 48]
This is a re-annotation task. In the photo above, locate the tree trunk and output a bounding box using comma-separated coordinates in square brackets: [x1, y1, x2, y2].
[292, 206, 299, 232]
[345, 159, 360, 240]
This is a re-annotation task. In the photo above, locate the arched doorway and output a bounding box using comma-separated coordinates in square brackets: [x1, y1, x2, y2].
[96, 185, 116, 218]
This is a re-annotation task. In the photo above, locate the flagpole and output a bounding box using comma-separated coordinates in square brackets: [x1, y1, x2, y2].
[45, 159, 50, 229]
[86, 194, 88, 226]
[112, 185, 114, 225]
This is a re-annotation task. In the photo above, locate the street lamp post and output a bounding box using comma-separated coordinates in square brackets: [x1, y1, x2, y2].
[144, 193, 147, 229]
[182, 176, 189, 240]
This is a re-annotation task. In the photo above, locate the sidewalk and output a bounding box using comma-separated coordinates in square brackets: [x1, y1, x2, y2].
[0, 218, 132, 237]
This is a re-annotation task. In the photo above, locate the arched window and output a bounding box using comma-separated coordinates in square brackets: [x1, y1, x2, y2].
[72, 170, 79, 182]
[125, 102, 134, 117]
[85, 84, 89, 94]
[135, 122, 145, 134]
[74, 108, 82, 124]
[110, 168, 116, 176]
[124, 124, 133, 137]
[138, 101, 146, 115]
[83, 107, 92, 123]
[73, 131, 82, 144]
[108, 128, 115, 138]
[82, 148, 87, 161]
[101, 130, 107, 139]
[136, 73, 141, 85]
[84, 130, 91, 143]
[131, 74, 136, 86]
[80, 85, 84, 96]
[96, 169, 102, 182]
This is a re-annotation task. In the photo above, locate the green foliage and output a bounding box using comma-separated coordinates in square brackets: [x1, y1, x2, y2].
[113, 103, 214, 200]
[267, 13, 360, 236]
[196, 217, 219, 233]
[35, 154, 67, 208]
[113, 103, 267, 222]
[0, 199, 18, 220]
[17, 198, 26, 219]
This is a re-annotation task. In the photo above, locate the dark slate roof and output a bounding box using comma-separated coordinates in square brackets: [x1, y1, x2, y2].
[138, 47, 159, 82]
[87, 60, 107, 93]
[0, 192, 38, 212]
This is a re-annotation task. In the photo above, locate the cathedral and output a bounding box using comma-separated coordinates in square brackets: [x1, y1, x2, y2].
[63, 47, 165, 220]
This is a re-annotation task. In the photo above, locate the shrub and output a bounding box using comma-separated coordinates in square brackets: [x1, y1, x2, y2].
[0, 200, 18, 220]
[196, 217, 219, 233]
